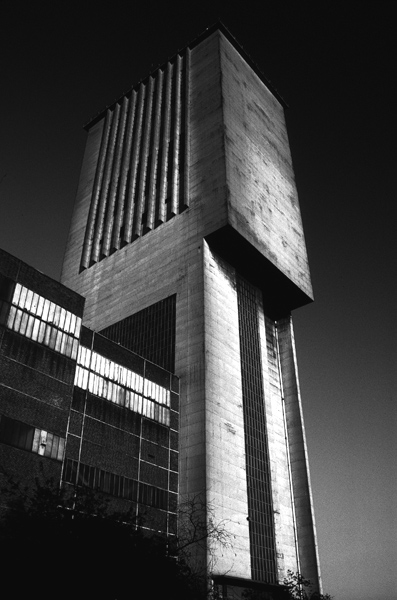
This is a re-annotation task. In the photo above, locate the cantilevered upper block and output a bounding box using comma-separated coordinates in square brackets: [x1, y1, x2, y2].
[62, 25, 312, 317]
[188, 28, 313, 313]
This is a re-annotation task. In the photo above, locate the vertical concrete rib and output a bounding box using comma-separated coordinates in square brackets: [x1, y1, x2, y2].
[134, 76, 155, 237]
[183, 49, 190, 209]
[171, 54, 183, 216]
[91, 102, 120, 263]
[146, 70, 164, 231]
[158, 61, 173, 224]
[102, 96, 129, 256]
[275, 324, 301, 575]
[124, 85, 146, 244]
[277, 316, 321, 592]
[112, 90, 137, 250]
[80, 110, 112, 269]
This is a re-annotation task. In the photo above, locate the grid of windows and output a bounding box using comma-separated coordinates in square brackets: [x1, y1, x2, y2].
[6, 283, 81, 360]
[0, 414, 65, 461]
[100, 295, 176, 372]
[63, 458, 169, 510]
[74, 345, 171, 426]
[236, 276, 278, 584]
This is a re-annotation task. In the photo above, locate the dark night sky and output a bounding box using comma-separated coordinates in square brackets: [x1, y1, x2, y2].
[1, 3, 395, 598]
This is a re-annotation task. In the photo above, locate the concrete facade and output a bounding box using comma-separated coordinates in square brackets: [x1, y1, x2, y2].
[61, 25, 321, 595]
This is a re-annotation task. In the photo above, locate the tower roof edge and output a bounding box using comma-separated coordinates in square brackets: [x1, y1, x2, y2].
[83, 22, 287, 131]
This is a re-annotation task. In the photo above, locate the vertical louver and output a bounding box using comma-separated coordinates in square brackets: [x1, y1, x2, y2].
[81, 50, 190, 270]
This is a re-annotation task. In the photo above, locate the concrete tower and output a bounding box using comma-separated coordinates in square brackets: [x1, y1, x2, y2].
[61, 24, 321, 597]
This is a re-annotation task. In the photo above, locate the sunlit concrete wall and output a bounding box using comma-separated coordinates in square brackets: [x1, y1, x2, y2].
[219, 35, 312, 300]
[277, 317, 322, 588]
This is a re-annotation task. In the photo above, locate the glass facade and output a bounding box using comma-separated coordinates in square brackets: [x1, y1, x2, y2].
[0, 415, 65, 461]
[6, 283, 81, 360]
[100, 295, 176, 372]
[63, 458, 168, 509]
[0, 254, 179, 542]
[74, 345, 171, 426]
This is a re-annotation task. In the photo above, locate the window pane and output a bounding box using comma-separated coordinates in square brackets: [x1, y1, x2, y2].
[44, 432, 53, 457]
[32, 318, 40, 342]
[17, 285, 27, 309]
[53, 305, 61, 328]
[36, 295, 44, 318]
[109, 361, 115, 382]
[55, 329, 63, 353]
[19, 312, 29, 335]
[64, 334, 73, 358]
[104, 359, 110, 379]
[13, 283, 22, 306]
[69, 313, 76, 336]
[64, 311, 71, 333]
[24, 289, 33, 311]
[57, 437, 65, 461]
[58, 308, 66, 331]
[41, 298, 51, 322]
[59, 332, 67, 355]
[30, 292, 39, 315]
[25, 315, 35, 339]
[47, 302, 55, 324]
[7, 305, 17, 329]
[48, 326, 57, 350]
[43, 323, 51, 346]
[38, 430, 47, 455]
[97, 375, 104, 397]
[75, 317, 81, 338]
[82, 368, 89, 389]
[50, 434, 59, 459]
[71, 338, 79, 361]
[32, 428, 41, 453]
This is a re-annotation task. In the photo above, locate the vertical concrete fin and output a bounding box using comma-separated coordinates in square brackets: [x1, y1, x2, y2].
[80, 109, 112, 270]
[76, 51, 188, 271]
[158, 61, 173, 224]
[277, 315, 322, 593]
[171, 54, 183, 216]
[182, 48, 191, 209]
[102, 95, 129, 256]
[134, 76, 155, 238]
[146, 69, 164, 231]
[124, 84, 146, 244]
[91, 102, 120, 263]
[112, 90, 137, 250]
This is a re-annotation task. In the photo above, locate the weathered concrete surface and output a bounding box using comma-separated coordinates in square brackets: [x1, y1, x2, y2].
[220, 35, 312, 301]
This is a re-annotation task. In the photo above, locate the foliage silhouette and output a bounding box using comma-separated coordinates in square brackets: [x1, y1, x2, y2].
[0, 477, 203, 599]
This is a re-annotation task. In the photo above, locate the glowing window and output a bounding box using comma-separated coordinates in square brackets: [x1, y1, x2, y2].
[6, 283, 81, 360]
[74, 346, 171, 426]
[0, 415, 65, 461]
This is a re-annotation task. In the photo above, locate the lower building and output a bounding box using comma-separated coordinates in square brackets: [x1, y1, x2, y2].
[0, 248, 179, 539]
